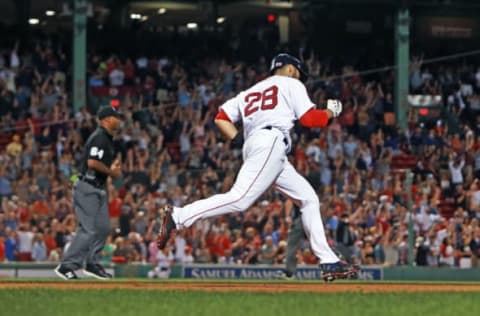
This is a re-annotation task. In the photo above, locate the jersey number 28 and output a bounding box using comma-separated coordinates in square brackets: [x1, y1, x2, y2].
[244, 85, 278, 117]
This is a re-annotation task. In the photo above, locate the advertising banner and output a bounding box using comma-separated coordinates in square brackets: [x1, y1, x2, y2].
[182, 264, 383, 280]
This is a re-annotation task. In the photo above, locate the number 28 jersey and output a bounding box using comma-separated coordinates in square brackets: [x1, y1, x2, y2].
[220, 75, 315, 144]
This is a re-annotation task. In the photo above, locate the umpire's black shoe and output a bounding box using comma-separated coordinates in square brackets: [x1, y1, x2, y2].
[157, 204, 176, 250]
[278, 270, 295, 281]
[83, 264, 113, 280]
[54, 265, 79, 280]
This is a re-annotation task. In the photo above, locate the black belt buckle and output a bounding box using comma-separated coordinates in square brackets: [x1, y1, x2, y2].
[263, 126, 288, 147]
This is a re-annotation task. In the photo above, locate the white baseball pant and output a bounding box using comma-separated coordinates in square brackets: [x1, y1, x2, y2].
[171, 128, 339, 263]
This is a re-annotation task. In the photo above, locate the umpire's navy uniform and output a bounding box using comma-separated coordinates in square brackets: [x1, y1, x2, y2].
[55, 106, 122, 280]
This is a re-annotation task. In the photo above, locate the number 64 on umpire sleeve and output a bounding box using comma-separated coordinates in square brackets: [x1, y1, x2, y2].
[89, 146, 105, 159]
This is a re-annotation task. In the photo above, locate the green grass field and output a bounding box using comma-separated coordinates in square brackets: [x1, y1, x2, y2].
[1, 286, 479, 316]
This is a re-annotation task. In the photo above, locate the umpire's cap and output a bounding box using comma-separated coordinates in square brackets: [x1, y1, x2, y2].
[270, 53, 309, 83]
[97, 106, 124, 120]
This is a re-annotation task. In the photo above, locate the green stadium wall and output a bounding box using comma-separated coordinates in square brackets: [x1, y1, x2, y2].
[1, 263, 480, 281]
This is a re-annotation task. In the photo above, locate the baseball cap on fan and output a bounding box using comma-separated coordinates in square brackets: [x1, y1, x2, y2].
[97, 105, 124, 120]
[270, 53, 309, 82]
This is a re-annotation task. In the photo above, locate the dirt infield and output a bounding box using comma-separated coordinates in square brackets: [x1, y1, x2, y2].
[1, 281, 480, 293]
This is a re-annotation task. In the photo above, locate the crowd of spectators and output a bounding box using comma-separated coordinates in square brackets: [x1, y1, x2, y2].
[1, 36, 480, 272]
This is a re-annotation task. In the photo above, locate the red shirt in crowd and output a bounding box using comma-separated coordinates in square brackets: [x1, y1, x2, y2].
[31, 200, 49, 217]
[0, 240, 5, 262]
[294, 147, 308, 173]
[109, 197, 123, 218]
[206, 233, 219, 258]
[451, 135, 462, 152]
[18, 206, 30, 223]
[44, 234, 57, 255]
[377, 215, 391, 233]
[216, 234, 232, 257]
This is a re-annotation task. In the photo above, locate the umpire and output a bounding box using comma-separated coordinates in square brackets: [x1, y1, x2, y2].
[55, 106, 123, 280]
[280, 205, 303, 279]
[281, 206, 350, 280]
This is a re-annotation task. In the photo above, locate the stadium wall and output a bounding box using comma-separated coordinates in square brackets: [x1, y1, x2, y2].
[2, 263, 480, 281]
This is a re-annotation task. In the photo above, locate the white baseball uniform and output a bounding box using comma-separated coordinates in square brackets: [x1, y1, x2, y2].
[171, 75, 340, 263]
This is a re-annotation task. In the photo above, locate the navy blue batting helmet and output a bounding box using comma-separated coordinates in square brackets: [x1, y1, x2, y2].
[270, 53, 309, 83]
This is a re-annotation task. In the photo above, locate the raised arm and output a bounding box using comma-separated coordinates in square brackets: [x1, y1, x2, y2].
[297, 98, 342, 128]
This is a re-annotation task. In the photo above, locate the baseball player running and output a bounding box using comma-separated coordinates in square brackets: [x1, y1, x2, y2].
[158, 53, 358, 281]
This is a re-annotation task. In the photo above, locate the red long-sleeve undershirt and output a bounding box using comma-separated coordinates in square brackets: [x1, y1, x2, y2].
[298, 108, 329, 128]
[214, 108, 329, 128]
